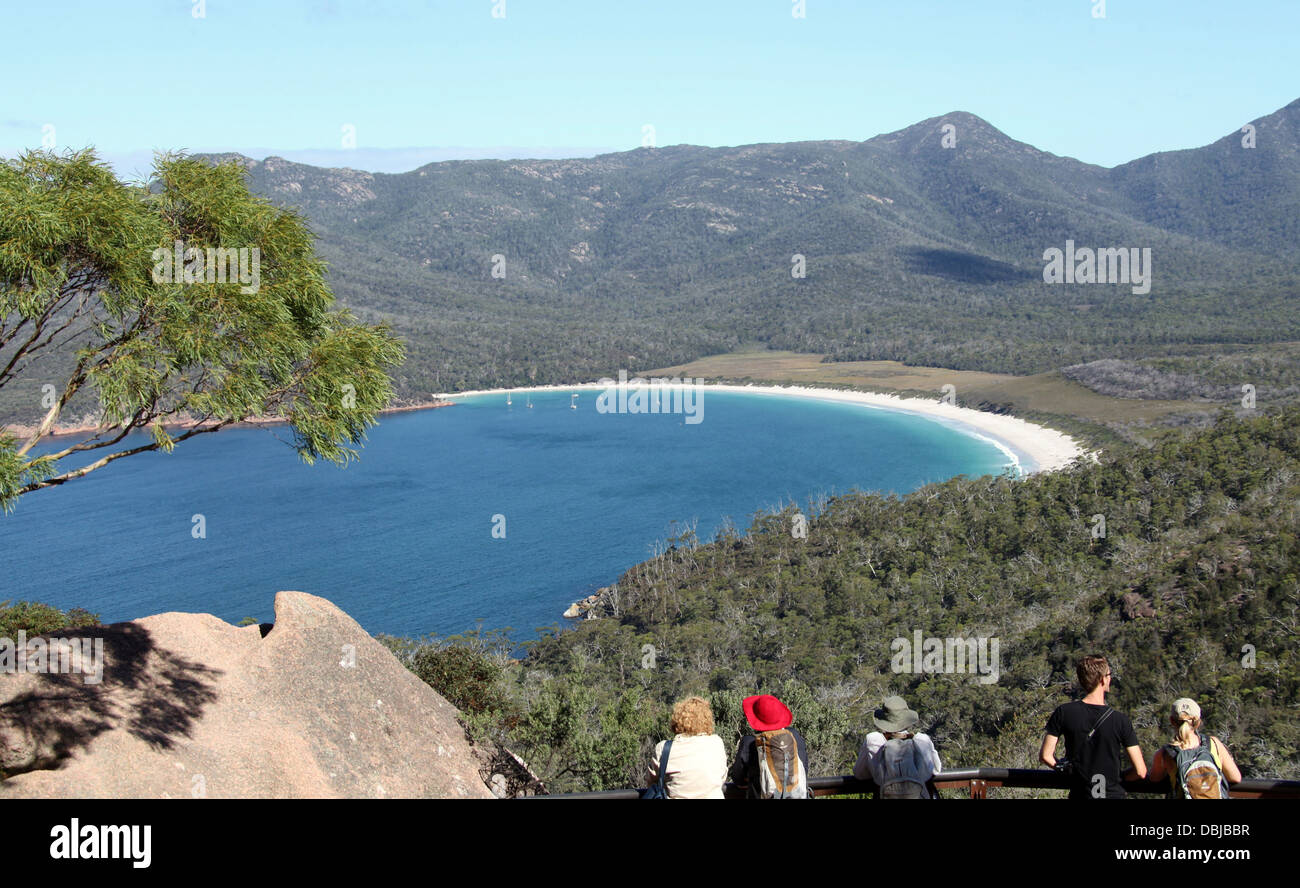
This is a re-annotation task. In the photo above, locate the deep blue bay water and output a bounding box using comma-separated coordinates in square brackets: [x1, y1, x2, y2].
[1, 389, 1016, 640]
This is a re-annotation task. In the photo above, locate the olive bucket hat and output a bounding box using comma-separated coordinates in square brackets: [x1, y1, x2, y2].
[873, 696, 920, 733]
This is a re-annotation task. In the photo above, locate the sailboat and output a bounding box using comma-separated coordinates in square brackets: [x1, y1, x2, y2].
[570, 393, 578, 410]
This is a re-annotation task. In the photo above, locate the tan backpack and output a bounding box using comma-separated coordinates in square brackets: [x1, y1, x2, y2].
[755, 729, 808, 799]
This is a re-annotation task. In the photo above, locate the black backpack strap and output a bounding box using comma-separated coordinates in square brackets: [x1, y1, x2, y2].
[1163, 744, 1180, 797]
[1070, 706, 1113, 785]
[657, 739, 673, 792]
[1086, 706, 1114, 741]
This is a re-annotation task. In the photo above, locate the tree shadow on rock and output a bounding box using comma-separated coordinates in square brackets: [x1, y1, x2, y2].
[0, 622, 222, 780]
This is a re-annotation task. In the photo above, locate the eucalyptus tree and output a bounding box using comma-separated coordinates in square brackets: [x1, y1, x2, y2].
[0, 149, 404, 512]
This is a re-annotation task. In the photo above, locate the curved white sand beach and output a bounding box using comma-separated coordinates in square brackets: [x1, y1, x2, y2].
[442, 381, 1089, 475]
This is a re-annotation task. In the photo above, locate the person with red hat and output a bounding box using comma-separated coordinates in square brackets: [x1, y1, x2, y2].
[728, 694, 812, 799]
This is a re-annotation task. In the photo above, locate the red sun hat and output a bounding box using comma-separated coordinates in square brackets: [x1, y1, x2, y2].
[743, 695, 793, 732]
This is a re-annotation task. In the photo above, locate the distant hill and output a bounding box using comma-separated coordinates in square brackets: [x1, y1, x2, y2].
[193, 99, 1300, 400]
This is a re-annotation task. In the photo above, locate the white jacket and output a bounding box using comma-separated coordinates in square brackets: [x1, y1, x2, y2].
[647, 733, 728, 799]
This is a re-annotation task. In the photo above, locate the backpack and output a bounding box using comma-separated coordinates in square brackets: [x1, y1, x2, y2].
[1165, 735, 1229, 800]
[755, 729, 808, 799]
[876, 736, 931, 799]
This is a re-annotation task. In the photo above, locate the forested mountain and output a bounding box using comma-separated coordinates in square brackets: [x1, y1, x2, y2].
[4, 101, 1297, 429]
[1109, 98, 1300, 255]
[192, 99, 1300, 398]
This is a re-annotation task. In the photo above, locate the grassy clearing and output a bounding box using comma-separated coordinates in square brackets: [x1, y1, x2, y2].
[645, 349, 1220, 444]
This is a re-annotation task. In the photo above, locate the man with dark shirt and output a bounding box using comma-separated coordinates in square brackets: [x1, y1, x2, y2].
[1039, 655, 1147, 799]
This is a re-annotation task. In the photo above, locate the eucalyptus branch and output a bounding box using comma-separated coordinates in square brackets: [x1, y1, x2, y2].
[0, 149, 403, 512]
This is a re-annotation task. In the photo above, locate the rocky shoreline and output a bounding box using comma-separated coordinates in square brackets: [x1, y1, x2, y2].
[563, 585, 617, 620]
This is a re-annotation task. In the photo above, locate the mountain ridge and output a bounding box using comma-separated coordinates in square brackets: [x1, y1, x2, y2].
[210, 97, 1299, 176]
[11, 101, 1295, 419]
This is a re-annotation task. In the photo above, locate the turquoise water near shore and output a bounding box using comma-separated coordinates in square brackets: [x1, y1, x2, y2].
[1, 389, 1012, 639]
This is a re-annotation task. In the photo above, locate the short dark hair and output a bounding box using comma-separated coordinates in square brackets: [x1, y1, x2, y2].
[1076, 655, 1109, 693]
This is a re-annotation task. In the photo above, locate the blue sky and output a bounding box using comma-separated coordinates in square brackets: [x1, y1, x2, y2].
[2, 0, 1296, 175]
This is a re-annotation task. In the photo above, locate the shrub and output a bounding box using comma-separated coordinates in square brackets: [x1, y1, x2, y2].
[0, 600, 101, 638]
